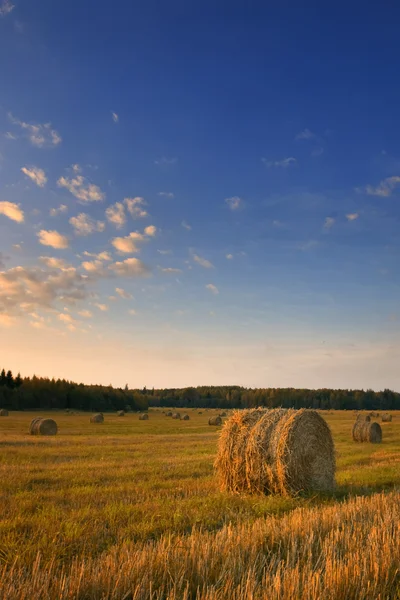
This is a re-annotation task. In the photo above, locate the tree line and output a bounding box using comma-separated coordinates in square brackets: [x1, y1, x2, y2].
[0, 368, 399, 412]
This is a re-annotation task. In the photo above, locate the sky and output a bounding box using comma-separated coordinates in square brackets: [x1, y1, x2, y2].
[1, 0, 400, 390]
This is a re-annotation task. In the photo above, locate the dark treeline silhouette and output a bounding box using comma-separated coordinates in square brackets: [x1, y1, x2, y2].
[0, 368, 399, 412]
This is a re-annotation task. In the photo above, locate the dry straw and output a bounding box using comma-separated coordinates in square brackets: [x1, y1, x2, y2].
[182, 414, 190, 420]
[29, 417, 58, 436]
[382, 413, 392, 422]
[171, 413, 181, 420]
[209, 416, 222, 426]
[352, 420, 382, 443]
[0, 408, 9, 416]
[90, 413, 104, 423]
[215, 408, 335, 496]
[139, 413, 149, 420]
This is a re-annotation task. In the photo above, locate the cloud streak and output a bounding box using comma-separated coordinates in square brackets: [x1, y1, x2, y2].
[21, 166, 47, 187]
[0, 201, 24, 223]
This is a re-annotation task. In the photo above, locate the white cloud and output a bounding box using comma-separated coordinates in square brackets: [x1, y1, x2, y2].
[39, 257, 72, 270]
[225, 196, 243, 211]
[346, 213, 359, 221]
[206, 283, 219, 295]
[82, 250, 112, 261]
[324, 217, 335, 229]
[81, 260, 106, 276]
[69, 213, 105, 236]
[154, 157, 177, 166]
[193, 254, 214, 269]
[111, 232, 145, 253]
[363, 176, 400, 197]
[93, 303, 108, 311]
[262, 157, 297, 168]
[182, 221, 192, 230]
[0, 1, 14, 17]
[57, 173, 105, 202]
[0, 201, 24, 223]
[144, 225, 156, 236]
[115, 287, 133, 299]
[159, 267, 182, 274]
[158, 192, 174, 198]
[50, 204, 68, 217]
[37, 229, 69, 249]
[106, 202, 126, 228]
[124, 197, 148, 219]
[226, 253, 233, 260]
[295, 128, 315, 140]
[109, 257, 150, 277]
[8, 113, 61, 147]
[78, 309, 93, 318]
[112, 112, 119, 123]
[21, 166, 47, 188]
[157, 249, 172, 255]
[58, 312, 76, 325]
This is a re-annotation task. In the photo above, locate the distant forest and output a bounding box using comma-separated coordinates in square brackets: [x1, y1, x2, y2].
[0, 368, 399, 412]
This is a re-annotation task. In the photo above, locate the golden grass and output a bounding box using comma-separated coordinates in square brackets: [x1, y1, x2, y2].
[0, 409, 399, 599]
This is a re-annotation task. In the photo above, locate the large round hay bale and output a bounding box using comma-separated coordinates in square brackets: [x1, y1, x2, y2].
[139, 413, 149, 420]
[117, 410, 125, 417]
[182, 414, 190, 420]
[353, 420, 382, 443]
[171, 412, 181, 420]
[0, 408, 9, 416]
[208, 415, 222, 426]
[382, 413, 392, 422]
[90, 413, 104, 423]
[215, 408, 335, 496]
[30, 417, 58, 436]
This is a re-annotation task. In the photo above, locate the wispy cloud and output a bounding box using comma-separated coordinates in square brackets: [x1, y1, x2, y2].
[362, 176, 400, 197]
[21, 166, 47, 187]
[106, 202, 126, 228]
[182, 221, 192, 230]
[193, 254, 214, 268]
[158, 192, 174, 198]
[115, 287, 133, 299]
[295, 128, 315, 140]
[262, 157, 297, 168]
[0, 201, 24, 223]
[226, 253, 233, 260]
[157, 249, 172, 255]
[109, 257, 150, 277]
[82, 250, 112, 261]
[57, 171, 105, 202]
[39, 257, 72, 270]
[94, 303, 109, 312]
[0, 1, 14, 17]
[159, 267, 182, 274]
[346, 213, 359, 221]
[111, 225, 155, 253]
[81, 260, 106, 276]
[111, 112, 119, 123]
[37, 230, 69, 249]
[78, 309, 93, 318]
[125, 197, 148, 219]
[69, 213, 105, 236]
[154, 157, 177, 166]
[225, 196, 243, 211]
[324, 217, 335, 229]
[8, 113, 61, 147]
[50, 204, 68, 217]
[206, 283, 219, 295]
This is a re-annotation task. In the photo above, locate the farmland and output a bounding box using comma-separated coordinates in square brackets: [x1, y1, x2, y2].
[0, 409, 399, 599]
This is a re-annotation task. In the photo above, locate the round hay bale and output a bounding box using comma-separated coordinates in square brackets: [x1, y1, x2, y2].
[90, 413, 104, 423]
[382, 413, 392, 422]
[117, 410, 125, 417]
[356, 414, 371, 422]
[171, 412, 181, 420]
[198, 411, 203, 414]
[30, 417, 58, 436]
[215, 408, 335, 496]
[220, 412, 227, 417]
[182, 414, 190, 420]
[166, 411, 172, 417]
[353, 420, 382, 443]
[0, 408, 9, 416]
[208, 415, 222, 426]
[139, 413, 149, 420]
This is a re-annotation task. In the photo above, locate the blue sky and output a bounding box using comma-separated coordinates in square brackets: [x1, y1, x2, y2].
[1, 0, 400, 390]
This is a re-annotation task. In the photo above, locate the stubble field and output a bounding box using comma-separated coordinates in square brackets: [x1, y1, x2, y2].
[0, 409, 399, 599]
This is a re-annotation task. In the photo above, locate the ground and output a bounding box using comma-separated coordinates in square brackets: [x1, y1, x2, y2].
[0, 409, 399, 599]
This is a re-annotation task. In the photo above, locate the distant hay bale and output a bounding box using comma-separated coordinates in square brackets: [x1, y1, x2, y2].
[356, 414, 371, 422]
[139, 413, 149, 420]
[182, 414, 190, 420]
[117, 410, 125, 417]
[198, 411, 203, 414]
[220, 412, 227, 417]
[352, 420, 382, 443]
[0, 409, 9, 416]
[215, 408, 335, 496]
[382, 413, 392, 422]
[171, 413, 181, 420]
[29, 417, 58, 436]
[166, 411, 172, 417]
[90, 413, 104, 423]
[209, 415, 222, 426]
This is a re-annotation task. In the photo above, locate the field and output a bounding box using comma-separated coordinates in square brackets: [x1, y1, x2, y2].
[0, 409, 399, 599]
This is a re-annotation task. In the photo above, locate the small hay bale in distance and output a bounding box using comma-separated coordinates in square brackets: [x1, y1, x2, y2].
[352, 420, 382, 443]
[171, 412, 181, 420]
[182, 414, 190, 420]
[215, 408, 335, 496]
[356, 414, 371, 422]
[139, 413, 149, 420]
[209, 415, 222, 426]
[220, 412, 227, 417]
[166, 411, 172, 417]
[90, 413, 104, 423]
[117, 410, 125, 417]
[29, 417, 58, 436]
[382, 413, 393, 422]
[0, 408, 9, 416]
